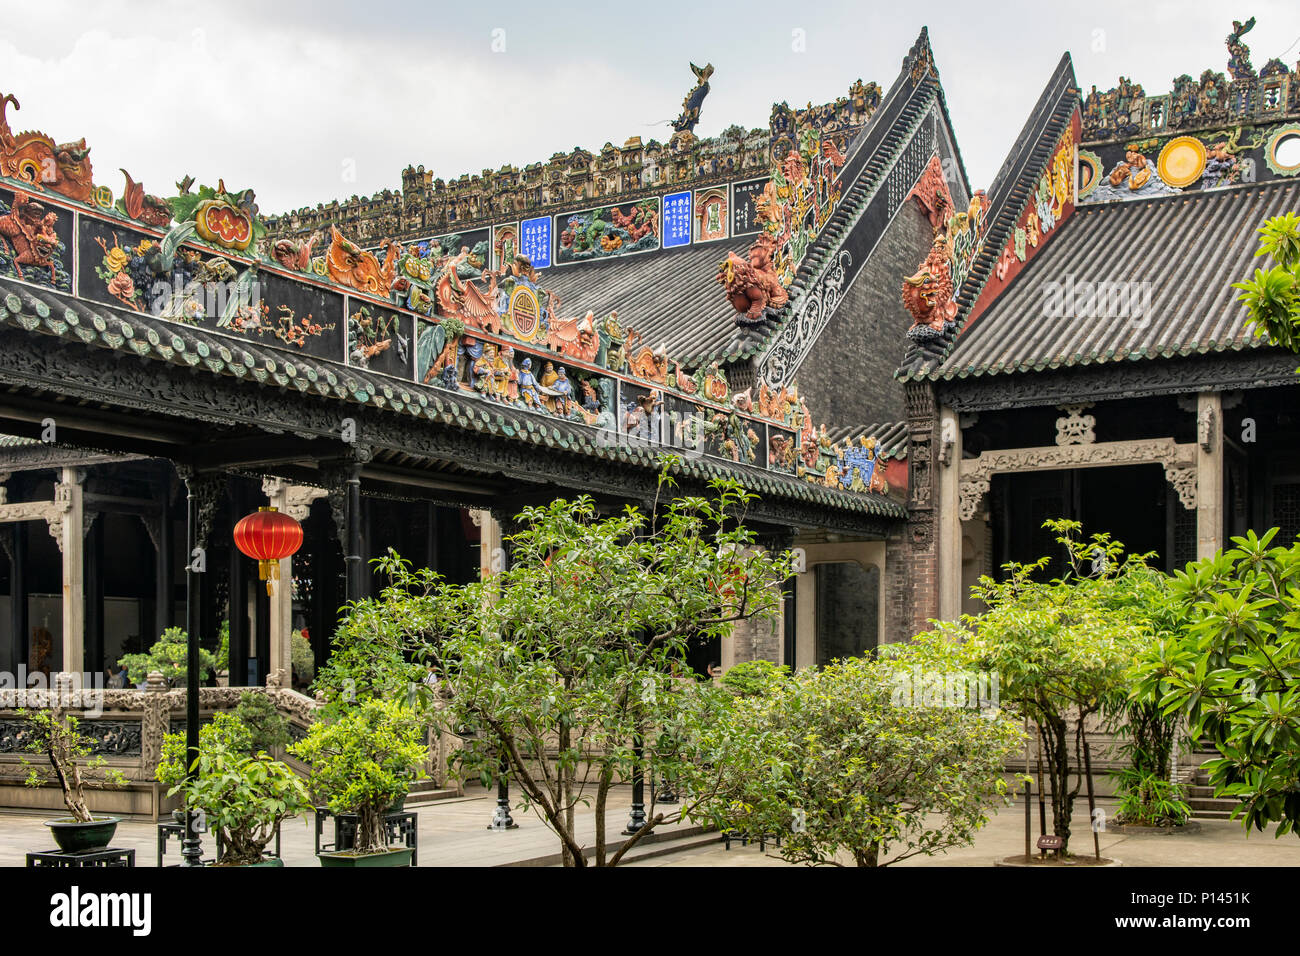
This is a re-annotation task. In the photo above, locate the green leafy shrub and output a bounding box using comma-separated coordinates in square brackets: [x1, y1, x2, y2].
[1114, 769, 1191, 827]
[157, 710, 309, 864]
[233, 692, 290, 754]
[1233, 212, 1300, 352]
[117, 627, 217, 686]
[216, 621, 230, 674]
[1139, 528, 1300, 835]
[896, 520, 1169, 852]
[379, 469, 795, 866]
[720, 660, 789, 697]
[155, 711, 253, 789]
[290, 698, 428, 855]
[698, 655, 1025, 866]
[291, 631, 315, 686]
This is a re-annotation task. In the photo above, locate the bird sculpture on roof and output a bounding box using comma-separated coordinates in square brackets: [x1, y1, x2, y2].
[671, 62, 715, 135]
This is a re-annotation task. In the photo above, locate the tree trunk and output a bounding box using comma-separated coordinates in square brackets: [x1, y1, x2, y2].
[1040, 715, 1073, 851]
[854, 843, 880, 867]
[356, 806, 387, 854]
[558, 722, 578, 867]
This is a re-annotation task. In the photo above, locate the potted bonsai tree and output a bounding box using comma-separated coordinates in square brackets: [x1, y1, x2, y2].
[118, 626, 218, 687]
[290, 697, 428, 867]
[233, 691, 291, 755]
[157, 711, 311, 866]
[20, 709, 128, 852]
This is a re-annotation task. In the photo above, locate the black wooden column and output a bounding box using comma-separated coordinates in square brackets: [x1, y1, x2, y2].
[154, 472, 173, 641]
[227, 481, 250, 687]
[5, 522, 25, 678]
[345, 460, 364, 603]
[425, 502, 438, 575]
[178, 469, 224, 867]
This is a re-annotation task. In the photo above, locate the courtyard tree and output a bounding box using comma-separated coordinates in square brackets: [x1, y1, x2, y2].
[1139, 528, 1300, 835]
[698, 654, 1024, 866]
[1110, 636, 1193, 827]
[899, 520, 1168, 852]
[290, 698, 429, 858]
[159, 712, 311, 866]
[341, 465, 794, 866]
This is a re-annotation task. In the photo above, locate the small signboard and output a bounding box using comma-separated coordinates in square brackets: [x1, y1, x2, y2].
[520, 216, 551, 270]
[1036, 835, 1064, 851]
[731, 177, 769, 236]
[661, 190, 692, 248]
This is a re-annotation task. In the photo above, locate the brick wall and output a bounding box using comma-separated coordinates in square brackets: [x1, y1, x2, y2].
[882, 528, 911, 643]
[729, 603, 784, 665]
[903, 381, 941, 635]
[796, 201, 934, 431]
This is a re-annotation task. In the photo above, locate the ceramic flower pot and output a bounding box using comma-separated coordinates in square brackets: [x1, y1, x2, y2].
[317, 847, 413, 868]
[44, 816, 120, 853]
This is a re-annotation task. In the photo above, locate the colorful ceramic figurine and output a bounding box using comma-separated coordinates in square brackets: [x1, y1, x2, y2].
[541, 366, 573, 415]
[517, 358, 541, 407]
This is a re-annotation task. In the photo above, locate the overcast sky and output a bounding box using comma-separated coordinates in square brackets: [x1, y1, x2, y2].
[3, 1, 1298, 214]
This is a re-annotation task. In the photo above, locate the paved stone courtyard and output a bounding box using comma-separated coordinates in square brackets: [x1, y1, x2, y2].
[3, 788, 1298, 867]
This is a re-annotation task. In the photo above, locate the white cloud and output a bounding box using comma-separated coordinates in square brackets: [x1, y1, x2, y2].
[2, 0, 1298, 216]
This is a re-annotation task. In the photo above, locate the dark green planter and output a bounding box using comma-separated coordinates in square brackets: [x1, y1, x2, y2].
[214, 857, 284, 867]
[318, 847, 413, 868]
[45, 816, 120, 853]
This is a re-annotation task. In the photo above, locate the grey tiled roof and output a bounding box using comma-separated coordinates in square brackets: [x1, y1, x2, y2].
[536, 236, 766, 366]
[929, 179, 1300, 381]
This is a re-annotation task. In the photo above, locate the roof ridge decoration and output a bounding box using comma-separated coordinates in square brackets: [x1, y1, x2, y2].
[1075, 20, 1300, 209]
[896, 54, 1082, 379]
[749, 27, 950, 390]
[900, 157, 990, 352]
[1082, 16, 1297, 146]
[262, 73, 883, 246]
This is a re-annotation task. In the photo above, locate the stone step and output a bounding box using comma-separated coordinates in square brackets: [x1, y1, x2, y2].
[1187, 797, 1239, 811]
[404, 787, 462, 806]
[1190, 809, 1237, 820]
[498, 823, 715, 867]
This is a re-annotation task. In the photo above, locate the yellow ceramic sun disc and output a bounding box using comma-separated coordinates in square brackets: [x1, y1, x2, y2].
[1157, 136, 1207, 188]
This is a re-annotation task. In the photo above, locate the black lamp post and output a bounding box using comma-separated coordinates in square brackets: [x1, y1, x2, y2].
[489, 752, 517, 830]
[181, 477, 204, 867]
[623, 734, 646, 835]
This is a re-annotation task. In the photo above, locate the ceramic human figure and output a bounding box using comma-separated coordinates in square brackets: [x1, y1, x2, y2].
[517, 358, 541, 407]
[472, 344, 494, 395]
[551, 366, 573, 415]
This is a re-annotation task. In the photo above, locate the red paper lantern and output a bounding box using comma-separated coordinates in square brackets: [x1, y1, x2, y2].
[233, 506, 303, 594]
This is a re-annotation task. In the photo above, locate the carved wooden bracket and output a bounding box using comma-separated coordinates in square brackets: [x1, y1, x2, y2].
[262, 477, 328, 523]
[957, 437, 1199, 520]
[1054, 404, 1096, 446]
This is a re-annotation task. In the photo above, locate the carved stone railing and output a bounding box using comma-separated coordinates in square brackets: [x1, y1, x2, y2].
[1, 680, 462, 818]
[0, 682, 323, 819]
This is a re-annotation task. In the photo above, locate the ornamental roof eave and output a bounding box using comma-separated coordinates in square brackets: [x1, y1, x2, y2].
[0, 277, 906, 525]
